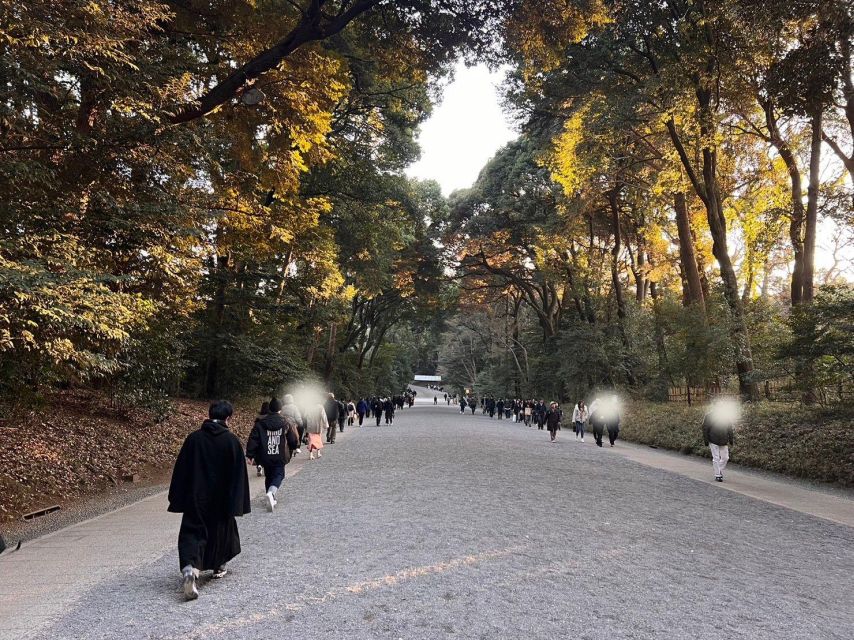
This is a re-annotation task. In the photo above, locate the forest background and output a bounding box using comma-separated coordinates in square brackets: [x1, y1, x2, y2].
[1, 1, 853, 519]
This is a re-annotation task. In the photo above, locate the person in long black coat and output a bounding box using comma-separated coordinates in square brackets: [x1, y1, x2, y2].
[383, 397, 395, 424]
[546, 402, 562, 442]
[168, 400, 250, 600]
[372, 397, 383, 425]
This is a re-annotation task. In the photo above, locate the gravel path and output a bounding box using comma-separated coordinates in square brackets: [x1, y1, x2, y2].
[25, 403, 854, 639]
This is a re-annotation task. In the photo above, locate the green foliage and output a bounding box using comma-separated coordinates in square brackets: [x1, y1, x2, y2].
[784, 285, 854, 399]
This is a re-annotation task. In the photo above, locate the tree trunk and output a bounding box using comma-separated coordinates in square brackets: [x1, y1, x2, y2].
[763, 97, 806, 305]
[803, 109, 822, 303]
[203, 254, 229, 399]
[673, 192, 706, 312]
[666, 109, 758, 399]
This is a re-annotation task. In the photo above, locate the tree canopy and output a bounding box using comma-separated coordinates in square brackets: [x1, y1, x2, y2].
[0, 0, 851, 411]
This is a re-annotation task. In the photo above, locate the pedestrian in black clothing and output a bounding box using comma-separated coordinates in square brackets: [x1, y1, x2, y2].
[372, 398, 382, 425]
[383, 397, 395, 424]
[168, 400, 250, 600]
[337, 399, 346, 433]
[246, 397, 300, 511]
[546, 402, 562, 442]
[324, 393, 340, 443]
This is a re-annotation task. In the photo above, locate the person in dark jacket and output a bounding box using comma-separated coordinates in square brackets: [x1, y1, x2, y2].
[459, 397, 467, 414]
[168, 400, 250, 600]
[246, 397, 299, 512]
[356, 398, 368, 426]
[337, 399, 347, 433]
[254, 401, 269, 475]
[702, 400, 737, 482]
[324, 393, 340, 443]
[383, 397, 395, 424]
[605, 407, 621, 447]
[546, 402, 562, 442]
[371, 397, 383, 425]
[496, 399, 504, 419]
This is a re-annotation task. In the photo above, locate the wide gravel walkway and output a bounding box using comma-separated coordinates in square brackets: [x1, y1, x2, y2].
[3, 397, 854, 639]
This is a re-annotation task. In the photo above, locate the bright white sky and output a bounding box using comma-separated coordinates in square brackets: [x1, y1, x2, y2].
[406, 63, 517, 195]
[407, 62, 852, 278]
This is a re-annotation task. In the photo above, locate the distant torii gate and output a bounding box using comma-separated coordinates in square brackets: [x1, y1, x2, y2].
[413, 375, 442, 383]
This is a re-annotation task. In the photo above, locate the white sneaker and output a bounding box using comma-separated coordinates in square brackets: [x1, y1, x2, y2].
[212, 566, 227, 579]
[581, 438, 585, 443]
[294, 448, 301, 455]
[309, 451, 315, 460]
[317, 451, 322, 458]
[183, 570, 199, 600]
[266, 492, 275, 512]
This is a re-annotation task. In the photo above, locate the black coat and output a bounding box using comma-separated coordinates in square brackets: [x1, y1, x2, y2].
[246, 413, 299, 465]
[168, 420, 251, 518]
[702, 415, 734, 446]
[546, 409, 562, 431]
[324, 398, 340, 423]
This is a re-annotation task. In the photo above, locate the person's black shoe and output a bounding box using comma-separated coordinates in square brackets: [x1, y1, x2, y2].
[715, 476, 723, 482]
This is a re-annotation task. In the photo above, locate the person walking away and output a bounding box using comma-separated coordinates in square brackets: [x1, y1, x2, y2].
[280, 393, 304, 454]
[470, 399, 477, 415]
[246, 397, 299, 511]
[546, 402, 562, 442]
[356, 398, 368, 426]
[337, 398, 347, 433]
[347, 401, 356, 426]
[702, 403, 736, 482]
[434, 395, 438, 405]
[168, 400, 250, 600]
[384, 397, 395, 424]
[372, 397, 383, 425]
[324, 393, 340, 443]
[306, 403, 328, 460]
[572, 400, 589, 443]
[253, 401, 269, 475]
[460, 397, 467, 414]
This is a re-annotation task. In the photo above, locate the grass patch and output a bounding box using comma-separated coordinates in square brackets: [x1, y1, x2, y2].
[622, 401, 854, 486]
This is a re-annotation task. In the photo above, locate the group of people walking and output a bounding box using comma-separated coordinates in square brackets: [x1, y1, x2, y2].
[167, 385, 415, 600]
[456, 392, 735, 481]
[462, 396, 622, 446]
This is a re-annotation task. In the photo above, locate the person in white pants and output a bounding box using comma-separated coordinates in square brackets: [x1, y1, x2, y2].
[702, 403, 736, 482]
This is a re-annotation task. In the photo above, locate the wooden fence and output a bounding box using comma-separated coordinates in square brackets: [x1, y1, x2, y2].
[669, 377, 853, 405]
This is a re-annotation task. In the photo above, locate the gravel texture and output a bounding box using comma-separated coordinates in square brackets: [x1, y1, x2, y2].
[30, 403, 854, 640]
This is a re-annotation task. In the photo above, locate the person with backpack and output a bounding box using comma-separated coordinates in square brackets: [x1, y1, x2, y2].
[168, 400, 250, 600]
[246, 397, 300, 512]
[383, 396, 395, 424]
